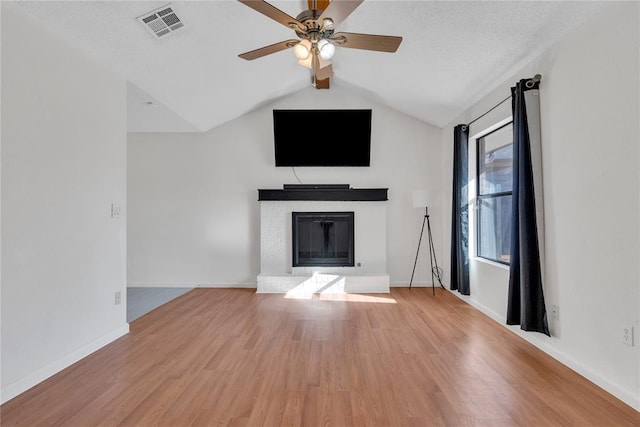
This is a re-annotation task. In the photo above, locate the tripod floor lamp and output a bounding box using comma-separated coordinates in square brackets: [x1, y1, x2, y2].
[409, 191, 444, 295]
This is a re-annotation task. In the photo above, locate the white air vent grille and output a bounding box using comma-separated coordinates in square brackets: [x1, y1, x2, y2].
[138, 4, 184, 38]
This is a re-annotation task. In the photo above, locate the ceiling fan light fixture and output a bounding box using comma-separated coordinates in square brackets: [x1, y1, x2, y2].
[293, 39, 312, 60]
[317, 39, 335, 60]
[297, 55, 313, 69]
[322, 18, 334, 30]
[317, 54, 332, 70]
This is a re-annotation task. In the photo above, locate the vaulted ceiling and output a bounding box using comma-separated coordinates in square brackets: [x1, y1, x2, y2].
[15, 1, 608, 132]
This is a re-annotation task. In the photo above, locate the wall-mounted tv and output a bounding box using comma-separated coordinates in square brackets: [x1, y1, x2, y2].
[273, 109, 372, 167]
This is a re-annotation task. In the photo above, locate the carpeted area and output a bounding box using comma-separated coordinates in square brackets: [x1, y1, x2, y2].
[126, 287, 193, 322]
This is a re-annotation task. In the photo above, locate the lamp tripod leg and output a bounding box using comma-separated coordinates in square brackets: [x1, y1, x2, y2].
[427, 214, 435, 296]
[426, 213, 444, 294]
[409, 214, 427, 289]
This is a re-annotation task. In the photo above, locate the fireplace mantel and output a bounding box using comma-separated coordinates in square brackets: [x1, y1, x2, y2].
[258, 184, 388, 202]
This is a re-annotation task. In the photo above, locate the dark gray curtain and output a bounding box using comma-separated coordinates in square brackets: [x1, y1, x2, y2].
[506, 79, 549, 336]
[450, 125, 470, 295]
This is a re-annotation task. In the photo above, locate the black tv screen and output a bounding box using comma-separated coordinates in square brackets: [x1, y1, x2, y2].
[273, 109, 372, 167]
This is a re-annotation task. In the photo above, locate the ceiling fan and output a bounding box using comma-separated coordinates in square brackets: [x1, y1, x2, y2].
[237, 0, 403, 89]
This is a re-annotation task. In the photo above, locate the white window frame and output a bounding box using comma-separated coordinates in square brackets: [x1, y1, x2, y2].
[469, 117, 513, 269]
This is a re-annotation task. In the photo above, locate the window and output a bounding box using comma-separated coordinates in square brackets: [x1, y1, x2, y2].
[477, 122, 513, 264]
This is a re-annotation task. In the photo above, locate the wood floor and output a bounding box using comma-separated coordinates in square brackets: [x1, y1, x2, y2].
[2, 288, 639, 426]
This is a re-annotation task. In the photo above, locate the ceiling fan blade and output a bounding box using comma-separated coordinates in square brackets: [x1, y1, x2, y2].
[316, 63, 334, 80]
[331, 32, 402, 52]
[238, 0, 304, 31]
[318, 0, 363, 28]
[238, 39, 300, 60]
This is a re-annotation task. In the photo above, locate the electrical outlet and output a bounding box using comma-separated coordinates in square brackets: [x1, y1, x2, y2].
[622, 326, 634, 346]
[551, 304, 559, 320]
[111, 203, 121, 218]
[115, 291, 121, 306]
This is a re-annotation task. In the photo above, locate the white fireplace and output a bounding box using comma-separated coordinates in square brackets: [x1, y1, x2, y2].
[257, 186, 389, 294]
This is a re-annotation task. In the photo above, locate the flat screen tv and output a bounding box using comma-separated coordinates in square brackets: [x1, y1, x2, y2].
[273, 109, 372, 167]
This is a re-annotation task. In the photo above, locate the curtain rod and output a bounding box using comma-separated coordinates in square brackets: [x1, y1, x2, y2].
[462, 74, 541, 131]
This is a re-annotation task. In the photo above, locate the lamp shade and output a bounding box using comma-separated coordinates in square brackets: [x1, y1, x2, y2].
[412, 190, 437, 208]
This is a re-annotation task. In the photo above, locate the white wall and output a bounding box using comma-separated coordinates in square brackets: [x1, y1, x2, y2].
[441, 2, 640, 410]
[1, 2, 128, 403]
[128, 84, 442, 288]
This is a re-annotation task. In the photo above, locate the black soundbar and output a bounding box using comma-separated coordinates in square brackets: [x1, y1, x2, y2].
[283, 184, 350, 190]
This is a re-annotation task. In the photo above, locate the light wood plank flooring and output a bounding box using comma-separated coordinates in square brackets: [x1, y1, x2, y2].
[2, 288, 639, 426]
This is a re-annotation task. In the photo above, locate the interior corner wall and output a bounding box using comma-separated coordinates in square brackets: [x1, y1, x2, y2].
[127, 85, 442, 288]
[440, 2, 640, 410]
[1, 2, 128, 403]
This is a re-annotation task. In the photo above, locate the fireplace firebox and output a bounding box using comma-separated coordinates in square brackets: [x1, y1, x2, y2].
[292, 212, 354, 267]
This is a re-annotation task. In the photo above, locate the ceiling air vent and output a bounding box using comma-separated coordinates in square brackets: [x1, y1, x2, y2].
[138, 4, 184, 38]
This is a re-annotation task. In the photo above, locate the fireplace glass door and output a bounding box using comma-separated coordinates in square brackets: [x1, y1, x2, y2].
[292, 212, 354, 267]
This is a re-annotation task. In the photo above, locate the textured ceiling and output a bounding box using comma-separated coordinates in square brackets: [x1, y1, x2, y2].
[16, 1, 608, 132]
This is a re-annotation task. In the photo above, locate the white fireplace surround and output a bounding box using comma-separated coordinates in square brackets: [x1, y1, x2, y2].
[257, 200, 389, 294]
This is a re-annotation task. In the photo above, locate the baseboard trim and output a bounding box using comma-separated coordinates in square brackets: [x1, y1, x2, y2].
[390, 281, 434, 287]
[447, 289, 640, 412]
[1, 324, 129, 405]
[127, 282, 256, 288]
[128, 282, 436, 289]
